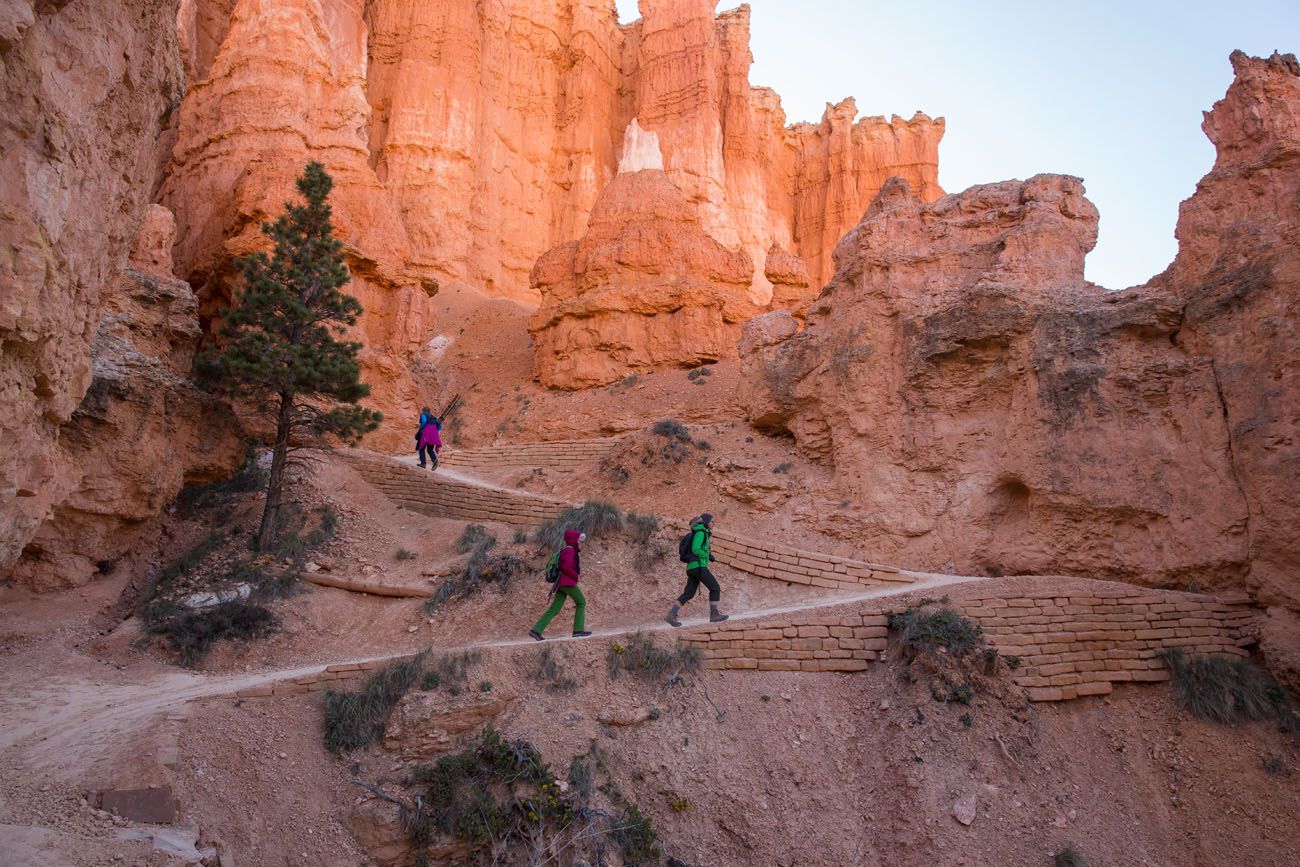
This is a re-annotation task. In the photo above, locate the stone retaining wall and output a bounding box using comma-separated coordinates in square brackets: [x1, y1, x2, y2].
[680, 611, 890, 672]
[681, 585, 1258, 701]
[340, 451, 570, 525]
[441, 438, 624, 471]
[706, 528, 912, 590]
[953, 589, 1256, 701]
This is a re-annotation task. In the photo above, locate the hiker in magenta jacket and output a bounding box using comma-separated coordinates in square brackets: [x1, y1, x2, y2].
[416, 416, 442, 470]
[530, 529, 592, 640]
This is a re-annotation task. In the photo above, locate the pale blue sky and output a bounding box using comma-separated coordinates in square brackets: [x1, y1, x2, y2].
[615, 0, 1299, 289]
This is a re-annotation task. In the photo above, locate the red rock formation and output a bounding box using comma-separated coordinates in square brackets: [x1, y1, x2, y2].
[165, 0, 943, 398]
[763, 244, 812, 312]
[1157, 51, 1300, 611]
[0, 0, 189, 580]
[13, 211, 245, 589]
[165, 0, 438, 451]
[738, 53, 1300, 609]
[741, 174, 1246, 584]
[529, 169, 753, 388]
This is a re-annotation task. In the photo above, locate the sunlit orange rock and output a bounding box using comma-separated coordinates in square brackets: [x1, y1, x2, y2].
[529, 169, 753, 389]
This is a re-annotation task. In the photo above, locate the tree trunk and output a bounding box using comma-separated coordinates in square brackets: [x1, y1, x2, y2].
[256, 391, 294, 552]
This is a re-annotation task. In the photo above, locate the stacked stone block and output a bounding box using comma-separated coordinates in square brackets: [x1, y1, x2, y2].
[681, 611, 890, 672]
[707, 528, 911, 591]
[441, 437, 624, 471]
[340, 451, 570, 525]
[953, 590, 1256, 701]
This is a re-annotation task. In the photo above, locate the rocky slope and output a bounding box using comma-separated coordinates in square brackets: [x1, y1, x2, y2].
[738, 53, 1299, 618]
[164, 0, 943, 403]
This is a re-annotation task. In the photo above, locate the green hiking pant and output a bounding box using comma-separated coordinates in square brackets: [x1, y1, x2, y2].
[533, 586, 586, 634]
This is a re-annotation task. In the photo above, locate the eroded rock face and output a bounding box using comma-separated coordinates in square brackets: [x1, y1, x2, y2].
[529, 170, 754, 388]
[11, 211, 244, 590]
[0, 0, 187, 580]
[383, 689, 514, 761]
[740, 174, 1248, 585]
[1157, 51, 1300, 610]
[739, 53, 1299, 606]
[166, 0, 942, 399]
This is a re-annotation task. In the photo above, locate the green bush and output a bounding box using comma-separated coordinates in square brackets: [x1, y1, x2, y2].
[148, 600, 278, 667]
[176, 449, 268, 512]
[137, 530, 228, 621]
[323, 653, 426, 753]
[1054, 845, 1086, 867]
[888, 606, 985, 658]
[613, 804, 659, 864]
[405, 726, 566, 850]
[652, 419, 690, 440]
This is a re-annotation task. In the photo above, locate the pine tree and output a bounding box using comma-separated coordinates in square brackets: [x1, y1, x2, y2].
[196, 162, 381, 552]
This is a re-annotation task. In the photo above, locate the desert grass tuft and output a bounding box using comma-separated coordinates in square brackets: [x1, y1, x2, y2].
[607, 632, 700, 682]
[323, 652, 427, 753]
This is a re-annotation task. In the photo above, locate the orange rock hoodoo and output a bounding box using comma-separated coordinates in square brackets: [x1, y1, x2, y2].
[163, 0, 944, 402]
[528, 169, 755, 389]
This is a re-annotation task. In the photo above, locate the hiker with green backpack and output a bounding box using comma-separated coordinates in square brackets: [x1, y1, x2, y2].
[530, 529, 592, 640]
[666, 513, 728, 626]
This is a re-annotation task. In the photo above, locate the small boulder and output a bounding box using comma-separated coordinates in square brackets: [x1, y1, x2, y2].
[952, 792, 977, 826]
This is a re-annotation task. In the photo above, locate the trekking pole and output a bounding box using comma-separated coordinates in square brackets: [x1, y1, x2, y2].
[440, 391, 464, 421]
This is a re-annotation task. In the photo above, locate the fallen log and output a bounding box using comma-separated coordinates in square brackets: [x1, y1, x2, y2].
[304, 572, 433, 598]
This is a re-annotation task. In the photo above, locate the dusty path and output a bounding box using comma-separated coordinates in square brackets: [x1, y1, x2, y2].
[0, 568, 981, 778]
[0, 448, 988, 779]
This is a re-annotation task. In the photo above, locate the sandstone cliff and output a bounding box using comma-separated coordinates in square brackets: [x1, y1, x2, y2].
[164, 0, 943, 400]
[528, 169, 754, 388]
[165, 0, 438, 451]
[0, 0, 190, 581]
[12, 208, 245, 589]
[1155, 51, 1300, 613]
[738, 54, 1299, 612]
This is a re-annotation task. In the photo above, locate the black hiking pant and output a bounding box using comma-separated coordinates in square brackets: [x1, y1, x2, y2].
[418, 444, 438, 467]
[678, 567, 721, 604]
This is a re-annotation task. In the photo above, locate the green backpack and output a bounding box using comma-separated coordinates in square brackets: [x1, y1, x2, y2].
[545, 549, 562, 583]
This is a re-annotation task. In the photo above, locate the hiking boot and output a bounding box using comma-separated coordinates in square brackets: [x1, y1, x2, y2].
[529, 629, 545, 641]
[417, 462, 426, 468]
[572, 630, 593, 638]
[709, 602, 729, 623]
[665, 603, 682, 628]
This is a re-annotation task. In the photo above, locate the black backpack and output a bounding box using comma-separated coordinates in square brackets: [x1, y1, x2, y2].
[678, 529, 696, 563]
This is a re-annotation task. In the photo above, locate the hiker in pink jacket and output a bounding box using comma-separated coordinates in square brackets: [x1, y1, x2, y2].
[529, 529, 592, 640]
[417, 416, 442, 470]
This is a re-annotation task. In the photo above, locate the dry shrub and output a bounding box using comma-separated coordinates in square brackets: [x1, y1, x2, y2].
[607, 632, 700, 682]
[149, 600, 278, 667]
[323, 653, 427, 753]
[533, 500, 623, 550]
[456, 524, 496, 554]
[1161, 649, 1297, 733]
